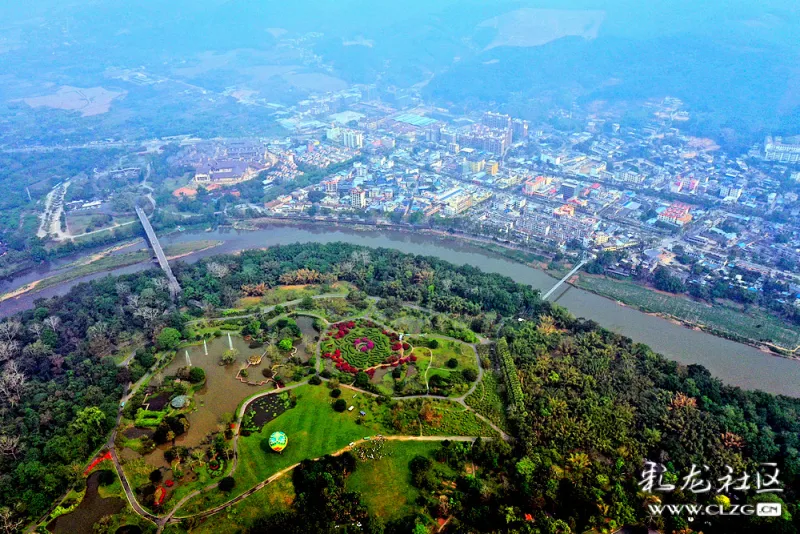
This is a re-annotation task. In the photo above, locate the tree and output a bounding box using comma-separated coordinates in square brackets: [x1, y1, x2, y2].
[72, 406, 106, 436]
[299, 295, 315, 310]
[207, 261, 230, 279]
[0, 435, 22, 460]
[43, 315, 61, 333]
[330, 388, 342, 398]
[653, 266, 685, 294]
[354, 371, 370, 388]
[0, 508, 23, 534]
[309, 374, 322, 385]
[0, 321, 21, 341]
[428, 339, 440, 349]
[333, 399, 347, 412]
[220, 348, 239, 365]
[157, 327, 182, 350]
[188, 367, 206, 383]
[0, 341, 19, 364]
[462, 368, 478, 382]
[308, 190, 326, 203]
[446, 358, 458, 369]
[219, 476, 236, 492]
[149, 469, 163, 483]
[0, 361, 26, 407]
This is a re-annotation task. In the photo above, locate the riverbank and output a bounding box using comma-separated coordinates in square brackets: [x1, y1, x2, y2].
[250, 218, 800, 357]
[568, 272, 800, 357]
[2, 222, 799, 397]
[0, 240, 221, 303]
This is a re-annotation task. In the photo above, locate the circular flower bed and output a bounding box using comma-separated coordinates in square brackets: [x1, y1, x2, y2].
[321, 320, 415, 375]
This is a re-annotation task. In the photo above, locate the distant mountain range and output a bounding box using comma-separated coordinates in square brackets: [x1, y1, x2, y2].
[2, 0, 799, 147]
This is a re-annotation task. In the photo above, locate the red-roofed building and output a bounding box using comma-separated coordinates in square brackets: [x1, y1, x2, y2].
[658, 202, 693, 226]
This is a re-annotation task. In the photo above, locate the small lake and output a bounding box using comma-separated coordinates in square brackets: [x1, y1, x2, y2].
[143, 334, 264, 466]
[48, 471, 124, 534]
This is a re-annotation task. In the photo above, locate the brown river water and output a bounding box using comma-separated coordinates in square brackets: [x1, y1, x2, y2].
[1, 224, 798, 397]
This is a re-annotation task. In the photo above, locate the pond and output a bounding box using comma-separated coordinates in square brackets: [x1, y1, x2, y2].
[141, 334, 269, 466]
[242, 393, 292, 433]
[293, 315, 318, 364]
[48, 471, 125, 534]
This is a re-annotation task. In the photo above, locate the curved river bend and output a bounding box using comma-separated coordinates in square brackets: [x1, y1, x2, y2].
[2, 225, 799, 397]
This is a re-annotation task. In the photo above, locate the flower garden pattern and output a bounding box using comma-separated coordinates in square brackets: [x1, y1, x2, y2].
[321, 320, 416, 377]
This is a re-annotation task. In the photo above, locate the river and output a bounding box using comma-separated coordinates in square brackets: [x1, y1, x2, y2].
[1, 224, 798, 397]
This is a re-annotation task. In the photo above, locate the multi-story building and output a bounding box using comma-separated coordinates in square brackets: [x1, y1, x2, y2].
[326, 127, 342, 142]
[522, 175, 552, 196]
[342, 130, 364, 149]
[324, 178, 339, 194]
[765, 136, 800, 163]
[350, 188, 366, 209]
[658, 202, 693, 226]
[512, 119, 529, 141]
[561, 180, 579, 200]
[483, 112, 512, 130]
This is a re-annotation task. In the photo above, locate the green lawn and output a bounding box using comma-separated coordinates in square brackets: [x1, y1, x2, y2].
[190, 474, 295, 533]
[176, 384, 392, 515]
[576, 273, 800, 350]
[346, 441, 439, 521]
[407, 337, 479, 397]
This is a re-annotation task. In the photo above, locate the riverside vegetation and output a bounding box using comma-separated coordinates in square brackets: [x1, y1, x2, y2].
[0, 242, 797, 533]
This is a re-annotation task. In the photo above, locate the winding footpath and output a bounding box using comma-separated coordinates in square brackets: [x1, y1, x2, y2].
[85, 298, 509, 531]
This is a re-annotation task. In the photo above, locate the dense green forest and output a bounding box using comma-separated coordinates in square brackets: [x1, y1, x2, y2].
[1, 242, 797, 532]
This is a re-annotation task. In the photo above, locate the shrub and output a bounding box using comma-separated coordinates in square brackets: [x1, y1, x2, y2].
[321, 369, 332, 379]
[149, 469, 163, 483]
[330, 388, 342, 398]
[497, 338, 524, 412]
[354, 371, 370, 388]
[278, 339, 293, 351]
[462, 368, 479, 382]
[333, 399, 347, 412]
[188, 366, 206, 383]
[446, 358, 458, 369]
[219, 476, 236, 492]
[262, 368, 273, 378]
[97, 469, 115, 486]
[309, 375, 322, 385]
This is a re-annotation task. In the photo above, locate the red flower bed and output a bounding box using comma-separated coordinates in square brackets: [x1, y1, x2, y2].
[83, 451, 112, 475]
[391, 342, 402, 351]
[165, 480, 175, 488]
[402, 343, 411, 350]
[154, 486, 166, 506]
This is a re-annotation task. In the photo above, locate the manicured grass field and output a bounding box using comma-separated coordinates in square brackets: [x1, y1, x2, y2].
[190, 475, 295, 533]
[346, 441, 439, 520]
[177, 384, 392, 515]
[407, 337, 479, 396]
[576, 274, 800, 349]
